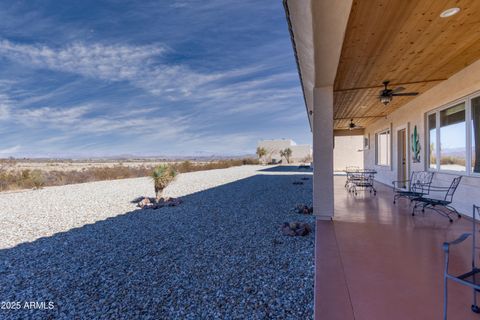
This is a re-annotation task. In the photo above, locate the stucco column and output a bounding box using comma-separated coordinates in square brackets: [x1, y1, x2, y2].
[313, 86, 334, 219]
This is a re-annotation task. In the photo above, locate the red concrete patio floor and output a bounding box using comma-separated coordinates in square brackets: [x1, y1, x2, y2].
[315, 176, 480, 320]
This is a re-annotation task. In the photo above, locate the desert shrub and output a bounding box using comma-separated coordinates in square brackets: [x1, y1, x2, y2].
[301, 155, 313, 163]
[0, 169, 45, 190]
[170, 158, 258, 173]
[439, 156, 466, 166]
[175, 161, 194, 173]
[242, 158, 259, 165]
[0, 158, 258, 192]
[28, 170, 45, 189]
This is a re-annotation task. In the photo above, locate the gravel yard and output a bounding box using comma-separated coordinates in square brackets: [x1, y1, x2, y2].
[0, 165, 314, 319]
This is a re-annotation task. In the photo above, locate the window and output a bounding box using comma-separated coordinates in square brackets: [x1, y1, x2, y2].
[472, 96, 480, 173]
[376, 129, 390, 166]
[428, 94, 480, 175]
[428, 114, 437, 169]
[439, 103, 466, 171]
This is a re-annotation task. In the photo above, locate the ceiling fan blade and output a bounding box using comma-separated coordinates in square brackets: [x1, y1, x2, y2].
[391, 86, 405, 93]
[392, 92, 418, 96]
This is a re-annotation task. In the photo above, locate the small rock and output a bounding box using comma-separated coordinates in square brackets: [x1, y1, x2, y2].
[294, 204, 313, 215]
[282, 222, 312, 237]
[138, 197, 151, 208]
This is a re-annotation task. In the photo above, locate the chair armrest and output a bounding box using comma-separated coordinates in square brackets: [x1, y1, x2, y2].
[443, 233, 471, 252]
[429, 185, 450, 192]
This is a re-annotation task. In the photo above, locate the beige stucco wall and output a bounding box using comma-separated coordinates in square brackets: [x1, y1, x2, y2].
[334, 135, 364, 171]
[257, 139, 312, 163]
[364, 59, 480, 217]
[290, 144, 313, 163]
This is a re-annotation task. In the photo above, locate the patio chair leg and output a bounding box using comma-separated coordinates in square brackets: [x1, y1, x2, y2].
[428, 206, 454, 222]
[445, 205, 462, 218]
[422, 203, 427, 213]
[472, 305, 480, 313]
[444, 274, 448, 320]
[473, 288, 480, 313]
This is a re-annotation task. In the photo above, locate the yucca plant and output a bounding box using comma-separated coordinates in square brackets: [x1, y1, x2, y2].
[151, 164, 178, 199]
[280, 148, 292, 164]
[256, 147, 267, 164]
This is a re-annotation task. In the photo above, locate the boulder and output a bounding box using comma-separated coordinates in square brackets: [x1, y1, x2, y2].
[138, 197, 151, 208]
[282, 222, 311, 237]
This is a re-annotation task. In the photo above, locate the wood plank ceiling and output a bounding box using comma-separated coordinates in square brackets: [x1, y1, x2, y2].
[331, 0, 480, 130]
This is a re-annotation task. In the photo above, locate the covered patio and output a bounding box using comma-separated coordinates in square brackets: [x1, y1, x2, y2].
[284, 0, 480, 319]
[316, 177, 476, 319]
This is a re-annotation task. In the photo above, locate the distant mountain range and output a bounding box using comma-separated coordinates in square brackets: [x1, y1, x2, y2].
[2, 154, 257, 161]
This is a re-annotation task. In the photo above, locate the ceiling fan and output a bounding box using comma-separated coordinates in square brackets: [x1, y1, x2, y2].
[379, 80, 418, 105]
[346, 119, 363, 131]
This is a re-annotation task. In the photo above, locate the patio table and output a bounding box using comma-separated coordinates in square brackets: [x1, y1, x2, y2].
[344, 168, 377, 196]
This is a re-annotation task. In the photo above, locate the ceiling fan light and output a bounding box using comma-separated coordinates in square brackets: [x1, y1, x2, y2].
[440, 7, 460, 18]
[380, 95, 392, 105]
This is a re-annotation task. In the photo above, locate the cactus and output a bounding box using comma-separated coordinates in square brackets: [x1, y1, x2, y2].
[411, 125, 421, 163]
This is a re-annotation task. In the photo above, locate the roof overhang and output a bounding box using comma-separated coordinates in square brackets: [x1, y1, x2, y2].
[285, 0, 480, 131]
[283, 0, 353, 130]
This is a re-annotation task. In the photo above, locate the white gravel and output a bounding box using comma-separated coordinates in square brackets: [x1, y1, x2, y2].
[0, 165, 314, 319]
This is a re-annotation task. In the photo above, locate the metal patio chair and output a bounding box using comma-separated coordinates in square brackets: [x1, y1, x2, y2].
[442, 205, 480, 320]
[345, 169, 377, 196]
[344, 166, 360, 189]
[392, 171, 434, 204]
[412, 176, 462, 222]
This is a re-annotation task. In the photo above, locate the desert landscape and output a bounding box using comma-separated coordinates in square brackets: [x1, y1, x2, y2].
[0, 158, 258, 192]
[0, 165, 315, 319]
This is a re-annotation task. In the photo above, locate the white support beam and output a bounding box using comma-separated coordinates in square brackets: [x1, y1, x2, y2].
[313, 86, 334, 219]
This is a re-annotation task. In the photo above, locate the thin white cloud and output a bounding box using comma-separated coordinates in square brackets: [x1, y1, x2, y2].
[0, 104, 9, 120]
[16, 105, 90, 126]
[0, 145, 21, 155]
[10, 103, 191, 143]
[0, 93, 11, 120]
[0, 39, 265, 100]
[170, 1, 190, 8]
[0, 40, 166, 81]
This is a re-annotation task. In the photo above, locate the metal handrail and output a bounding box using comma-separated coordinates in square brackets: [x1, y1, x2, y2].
[443, 205, 480, 319]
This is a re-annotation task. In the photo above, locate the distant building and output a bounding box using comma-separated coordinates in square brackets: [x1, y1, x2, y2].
[333, 135, 364, 171]
[257, 139, 312, 163]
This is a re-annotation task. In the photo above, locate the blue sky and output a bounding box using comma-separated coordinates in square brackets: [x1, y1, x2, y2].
[0, 0, 311, 158]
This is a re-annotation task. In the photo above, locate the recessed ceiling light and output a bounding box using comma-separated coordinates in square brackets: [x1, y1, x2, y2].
[440, 7, 460, 18]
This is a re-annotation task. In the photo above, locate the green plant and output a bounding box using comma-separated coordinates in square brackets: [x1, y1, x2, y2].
[151, 164, 178, 199]
[256, 147, 267, 163]
[280, 148, 293, 164]
[29, 170, 45, 189]
[0, 159, 259, 192]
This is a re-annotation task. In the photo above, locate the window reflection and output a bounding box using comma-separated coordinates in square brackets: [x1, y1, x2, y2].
[376, 130, 390, 166]
[428, 114, 436, 169]
[472, 97, 480, 173]
[440, 103, 466, 171]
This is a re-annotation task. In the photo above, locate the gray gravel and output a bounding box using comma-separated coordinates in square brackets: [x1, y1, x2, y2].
[0, 165, 314, 319]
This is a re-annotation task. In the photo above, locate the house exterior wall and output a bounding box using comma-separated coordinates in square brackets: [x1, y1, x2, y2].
[257, 139, 312, 163]
[363, 59, 480, 217]
[290, 145, 313, 163]
[334, 136, 364, 171]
